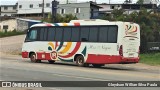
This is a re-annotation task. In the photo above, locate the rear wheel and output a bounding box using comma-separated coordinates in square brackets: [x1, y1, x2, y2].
[76, 55, 89, 67]
[30, 53, 41, 63]
[92, 64, 104, 68]
[48, 60, 55, 64]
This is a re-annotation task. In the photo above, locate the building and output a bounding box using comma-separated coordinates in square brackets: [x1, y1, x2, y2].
[57, 2, 102, 19]
[0, 19, 17, 32]
[122, 4, 157, 14]
[143, 0, 159, 4]
[17, 0, 52, 18]
[98, 3, 158, 15]
[98, 4, 122, 13]
[17, 18, 41, 31]
[0, 4, 17, 17]
[158, 4, 160, 12]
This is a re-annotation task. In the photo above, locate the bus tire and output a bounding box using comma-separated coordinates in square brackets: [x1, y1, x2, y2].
[29, 53, 40, 63]
[76, 55, 88, 67]
[92, 64, 104, 68]
[48, 60, 55, 64]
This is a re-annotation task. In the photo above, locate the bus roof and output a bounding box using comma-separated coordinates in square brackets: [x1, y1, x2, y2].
[30, 20, 138, 28]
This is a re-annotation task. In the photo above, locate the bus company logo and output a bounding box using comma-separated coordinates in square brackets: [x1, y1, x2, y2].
[125, 25, 137, 35]
[51, 51, 58, 59]
[2, 82, 11, 87]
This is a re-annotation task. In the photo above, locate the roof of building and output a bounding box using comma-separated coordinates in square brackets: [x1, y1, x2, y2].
[17, 18, 41, 22]
[1, 5, 17, 7]
[58, 2, 102, 8]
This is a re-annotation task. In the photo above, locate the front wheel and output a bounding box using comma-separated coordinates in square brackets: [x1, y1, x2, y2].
[76, 55, 89, 67]
[30, 53, 41, 63]
[48, 60, 55, 64]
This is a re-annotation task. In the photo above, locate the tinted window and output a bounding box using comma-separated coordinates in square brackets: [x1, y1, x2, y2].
[98, 26, 108, 42]
[48, 27, 55, 41]
[80, 27, 90, 41]
[55, 27, 63, 41]
[108, 26, 118, 43]
[39, 28, 47, 41]
[89, 27, 98, 42]
[26, 29, 37, 41]
[63, 27, 72, 41]
[43, 28, 48, 40]
[71, 27, 80, 41]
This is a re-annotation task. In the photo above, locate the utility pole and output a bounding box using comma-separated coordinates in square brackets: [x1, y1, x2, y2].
[42, 0, 45, 20]
[52, 0, 59, 23]
[67, 0, 69, 4]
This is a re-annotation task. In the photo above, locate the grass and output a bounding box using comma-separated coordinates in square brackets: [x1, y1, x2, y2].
[0, 30, 25, 38]
[140, 53, 160, 66]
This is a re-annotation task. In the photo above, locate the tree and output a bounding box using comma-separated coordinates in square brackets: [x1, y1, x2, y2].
[43, 14, 78, 23]
[136, 0, 144, 4]
[103, 9, 125, 21]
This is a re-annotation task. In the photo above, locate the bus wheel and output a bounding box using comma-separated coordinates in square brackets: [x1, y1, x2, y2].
[30, 53, 39, 63]
[92, 64, 104, 68]
[48, 60, 55, 64]
[76, 55, 88, 67]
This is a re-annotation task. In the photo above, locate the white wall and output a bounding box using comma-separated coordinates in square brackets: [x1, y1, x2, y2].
[0, 19, 17, 31]
[17, 0, 84, 14]
[143, 0, 159, 4]
[1, 6, 17, 16]
[1, 6, 15, 11]
[17, 0, 52, 14]
[99, 4, 122, 11]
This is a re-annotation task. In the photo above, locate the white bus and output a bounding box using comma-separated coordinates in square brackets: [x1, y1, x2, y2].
[22, 19, 140, 67]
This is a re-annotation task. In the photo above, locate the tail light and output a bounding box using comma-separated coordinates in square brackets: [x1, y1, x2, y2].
[119, 45, 123, 56]
[138, 46, 140, 57]
[138, 46, 140, 54]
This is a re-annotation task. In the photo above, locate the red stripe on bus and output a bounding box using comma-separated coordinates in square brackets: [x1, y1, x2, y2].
[22, 51, 29, 58]
[46, 24, 52, 26]
[74, 23, 80, 26]
[86, 54, 121, 64]
[36, 52, 51, 60]
[55, 42, 58, 49]
[59, 42, 81, 58]
[86, 54, 139, 64]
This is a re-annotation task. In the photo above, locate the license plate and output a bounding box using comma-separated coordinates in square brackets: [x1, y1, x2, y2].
[129, 53, 134, 57]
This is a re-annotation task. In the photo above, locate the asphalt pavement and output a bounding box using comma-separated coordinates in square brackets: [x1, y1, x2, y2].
[0, 55, 159, 90]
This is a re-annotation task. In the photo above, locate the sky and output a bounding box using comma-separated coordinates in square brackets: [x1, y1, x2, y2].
[0, 0, 139, 5]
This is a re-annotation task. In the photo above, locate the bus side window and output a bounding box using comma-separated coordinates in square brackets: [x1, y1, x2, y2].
[55, 27, 63, 41]
[108, 26, 118, 43]
[26, 29, 37, 41]
[63, 27, 72, 41]
[80, 27, 89, 42]
[89, 27, 98, 42]
[48, 27, 55, 41]
[39, 28, 47, 41]
[98, 26, 108, 42]
[71, 27, 80, 42]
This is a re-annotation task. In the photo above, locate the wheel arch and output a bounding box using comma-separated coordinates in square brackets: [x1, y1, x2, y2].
[29, 51, 36, 58]
[74, 54, 85, 62]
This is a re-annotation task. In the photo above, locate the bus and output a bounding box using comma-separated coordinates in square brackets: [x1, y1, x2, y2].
[22, 19, 140, 67]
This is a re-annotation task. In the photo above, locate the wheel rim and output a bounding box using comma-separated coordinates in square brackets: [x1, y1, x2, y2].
[77, 57, 83, 65]
[31, 55, 36, 62]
